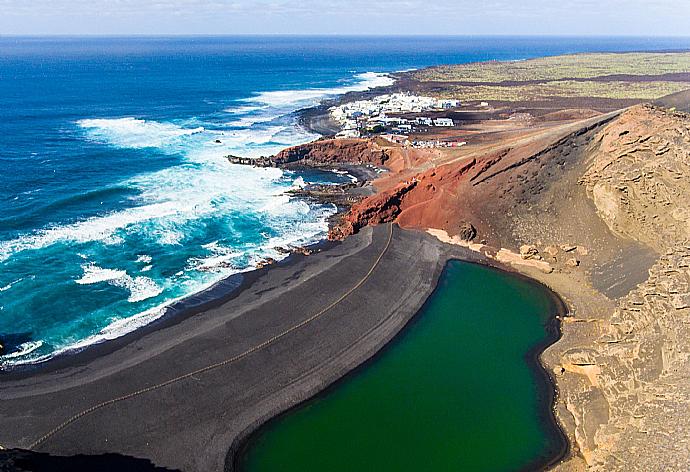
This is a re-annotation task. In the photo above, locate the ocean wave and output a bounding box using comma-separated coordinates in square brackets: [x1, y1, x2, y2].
[223, 104, 269, 115]
[244, 72, 394, 109]
[0, 200, 186, 261]
[76, 263, 163, 303]
[0, 276, 29, 292]
[0, 341, 44, 361]
[136, 254, 152, 264]
[0, 159, 297, 262]
[115, 275, 164, 303]
[78, 117, 204, 150]
[75, 263, 127, 285]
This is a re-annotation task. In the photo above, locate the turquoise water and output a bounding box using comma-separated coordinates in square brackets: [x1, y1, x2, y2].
[240, 261, 564, 471]
[2, 36, 689, 367]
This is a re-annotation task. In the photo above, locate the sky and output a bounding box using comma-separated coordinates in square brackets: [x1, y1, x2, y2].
[0, 0, 688, 36]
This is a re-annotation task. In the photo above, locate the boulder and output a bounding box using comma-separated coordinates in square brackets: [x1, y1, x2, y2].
[565, 257, 580, 268]
[458, 222, 477, 241]
[520, 244, 539, 260]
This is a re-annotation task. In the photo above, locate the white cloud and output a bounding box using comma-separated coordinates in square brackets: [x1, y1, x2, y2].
[0, 0, 688, 35]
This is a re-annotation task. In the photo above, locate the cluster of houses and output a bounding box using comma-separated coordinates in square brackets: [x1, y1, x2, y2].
[330, 93, 460, 138]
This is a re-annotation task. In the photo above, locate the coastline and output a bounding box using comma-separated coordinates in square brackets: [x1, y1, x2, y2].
[0, 61, 576, 471]
[0, 224, 570, 472]
[0, 72, 391, 372]
[0, 236, 338, 378]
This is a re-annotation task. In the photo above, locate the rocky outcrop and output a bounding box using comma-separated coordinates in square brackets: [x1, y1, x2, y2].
[329, 157, 478, 239]
[227, 138, 392, 169]
[274, 138, 391, 168]
[457, 222, 477, 241]
[580, 104, 690, 252]
[329, 180, 418, 239]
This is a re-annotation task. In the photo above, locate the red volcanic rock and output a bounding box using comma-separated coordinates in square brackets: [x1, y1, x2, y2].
[274, 138, 390, 167]
[329, 180, 418, 239]
[329, 157, 479, 239]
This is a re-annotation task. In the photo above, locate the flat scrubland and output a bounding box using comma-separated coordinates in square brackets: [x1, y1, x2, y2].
[409, 52, 690, 101]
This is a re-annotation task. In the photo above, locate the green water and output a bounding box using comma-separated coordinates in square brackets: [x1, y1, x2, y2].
[239, 261, 564, 471]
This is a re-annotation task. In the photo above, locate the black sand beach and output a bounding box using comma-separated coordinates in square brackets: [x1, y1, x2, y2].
[0, 224, 491, 471]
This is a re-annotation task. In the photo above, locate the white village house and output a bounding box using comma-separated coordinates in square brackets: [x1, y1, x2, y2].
[433, 118, 454, 127]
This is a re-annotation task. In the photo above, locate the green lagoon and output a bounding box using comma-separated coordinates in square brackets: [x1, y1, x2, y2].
[239, 261, 565, 471]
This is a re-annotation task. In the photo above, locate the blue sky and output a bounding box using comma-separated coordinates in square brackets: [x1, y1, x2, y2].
[0, 0, 688, 36]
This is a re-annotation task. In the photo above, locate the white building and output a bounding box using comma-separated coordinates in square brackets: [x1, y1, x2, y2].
[329, 93, 460, 130]
[434, 118, 454, 127]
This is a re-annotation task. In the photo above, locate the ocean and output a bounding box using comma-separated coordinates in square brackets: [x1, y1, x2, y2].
[1, 36, 689, 368]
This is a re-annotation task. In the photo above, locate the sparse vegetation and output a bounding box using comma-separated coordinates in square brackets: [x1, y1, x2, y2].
[408, 52, 690, 103]
[412, 52, 690, 83]
[431, 80, 690, 102]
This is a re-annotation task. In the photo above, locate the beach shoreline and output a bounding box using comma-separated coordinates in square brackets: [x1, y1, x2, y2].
[0, 223, 570, 472]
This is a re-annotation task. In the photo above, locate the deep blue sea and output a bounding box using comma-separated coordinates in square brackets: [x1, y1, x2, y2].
[2, 36, 689, 368]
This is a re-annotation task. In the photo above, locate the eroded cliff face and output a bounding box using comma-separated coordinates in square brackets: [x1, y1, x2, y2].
[582, 105, 690, 251]
[549, 105, 690, 471]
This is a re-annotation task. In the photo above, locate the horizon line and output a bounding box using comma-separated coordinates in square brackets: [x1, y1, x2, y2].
[3, 33, 690, 39]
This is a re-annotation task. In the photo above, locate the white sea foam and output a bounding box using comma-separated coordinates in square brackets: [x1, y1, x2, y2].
[292, 176, 306, 189]
[0, 341, 44, 360]
[244, 72, 394, 109]
[136, 254, 152, 264]
[226, 114, 282, 128]
[223, 104, 269, 115]
[75, 264, 127, 285]
[114, 275, 164, 303]
[0, 201, 186, 261]
[78, 118, 204, 150]
[0, 279, 21, 292]
[75, 263, 163, 302]
[188, 242, 244, 272]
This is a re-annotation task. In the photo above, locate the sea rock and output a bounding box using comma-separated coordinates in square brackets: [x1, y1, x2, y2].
[457, 222, 477, 241]
[291, 246, 313, 256]
[256, 258, 277, 269]
[274, 138, 390, 167]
